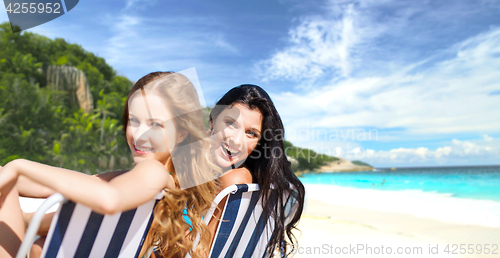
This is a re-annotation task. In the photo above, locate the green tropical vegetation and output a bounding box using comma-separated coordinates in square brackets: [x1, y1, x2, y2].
[283, 140, 340, 171]
[352, 160, 373, 167]
[0, 22, 133, 174]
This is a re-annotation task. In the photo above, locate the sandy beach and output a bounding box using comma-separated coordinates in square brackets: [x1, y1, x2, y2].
[294, 185, 500, 258]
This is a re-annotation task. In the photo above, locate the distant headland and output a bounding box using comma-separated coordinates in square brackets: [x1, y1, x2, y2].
[283, 140, 374, 175]
[316, 158, 375, 173]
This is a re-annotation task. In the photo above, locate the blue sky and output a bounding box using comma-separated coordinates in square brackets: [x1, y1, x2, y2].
[1, 0, 500, 167]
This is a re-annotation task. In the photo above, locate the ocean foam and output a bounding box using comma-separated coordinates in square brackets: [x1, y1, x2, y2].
[305, 184, 500, 228]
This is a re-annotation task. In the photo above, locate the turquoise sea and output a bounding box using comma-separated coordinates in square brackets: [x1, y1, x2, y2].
[299, 165, 500, 202]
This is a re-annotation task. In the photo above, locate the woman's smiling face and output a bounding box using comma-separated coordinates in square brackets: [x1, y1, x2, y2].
[126, 90, 179, 165]
[210, 103, 262, 169]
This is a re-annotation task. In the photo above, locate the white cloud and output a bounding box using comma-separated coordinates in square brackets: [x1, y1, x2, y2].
[258, 0, 500, 82]
[284, 136, 500, 166]
[358, 138, 500, 165]
[124, 0, 157, 10]
[105, 14, 142, 65]
[256, 0, 435, 82]
[274, 27, 500, 137]
[257, 4, 362, 81]
[211, 34, 239, 54]
[263, 0, 500, 165]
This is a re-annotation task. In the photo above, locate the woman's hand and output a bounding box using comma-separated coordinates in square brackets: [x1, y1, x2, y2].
[0, 161, 20, 206]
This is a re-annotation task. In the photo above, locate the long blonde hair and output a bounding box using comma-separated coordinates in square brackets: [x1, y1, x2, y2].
[123, 72, 218, 258]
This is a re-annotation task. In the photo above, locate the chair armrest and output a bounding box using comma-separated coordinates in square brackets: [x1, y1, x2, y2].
[202, 184, 260, 225]
[16, 193, 65, 258]
[185, 184, 260, 258]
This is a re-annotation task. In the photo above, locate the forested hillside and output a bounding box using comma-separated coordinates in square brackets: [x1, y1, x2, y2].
[283, 140, 340, 171]
[0, 22, 134, 174]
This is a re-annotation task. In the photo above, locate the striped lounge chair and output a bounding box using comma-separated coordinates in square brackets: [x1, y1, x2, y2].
[188, 183, 299, 258]
[16, 192, 163, 258]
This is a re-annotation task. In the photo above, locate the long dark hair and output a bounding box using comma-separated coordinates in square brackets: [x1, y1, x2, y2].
[210, 84, 305, 257]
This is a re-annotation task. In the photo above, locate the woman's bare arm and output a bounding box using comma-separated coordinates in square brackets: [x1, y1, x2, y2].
[21, 171, 128, 239]
[16, 176, 56, 198]
[17, 170, 129, 198]
[1, 159, 173, 215]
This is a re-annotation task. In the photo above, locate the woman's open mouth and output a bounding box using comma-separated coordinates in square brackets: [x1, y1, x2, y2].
[221, 142, 240, 159]
[134, 145, 154, 155]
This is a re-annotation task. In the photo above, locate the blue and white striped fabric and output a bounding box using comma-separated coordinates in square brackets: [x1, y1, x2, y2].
[37, 192, 163, 258]
[209, 184, 273, 258]
[202, 183, 302, 258]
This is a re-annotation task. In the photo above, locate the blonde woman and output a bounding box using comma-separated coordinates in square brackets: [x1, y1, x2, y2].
[0, 72, 218, 258]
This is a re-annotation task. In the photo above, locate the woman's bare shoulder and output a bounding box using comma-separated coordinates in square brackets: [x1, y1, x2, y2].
[130, 159, 175, 189]
[219, 167, 253, 189]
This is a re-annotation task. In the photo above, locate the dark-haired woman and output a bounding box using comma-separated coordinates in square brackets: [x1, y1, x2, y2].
[207, 84, 305, 257]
